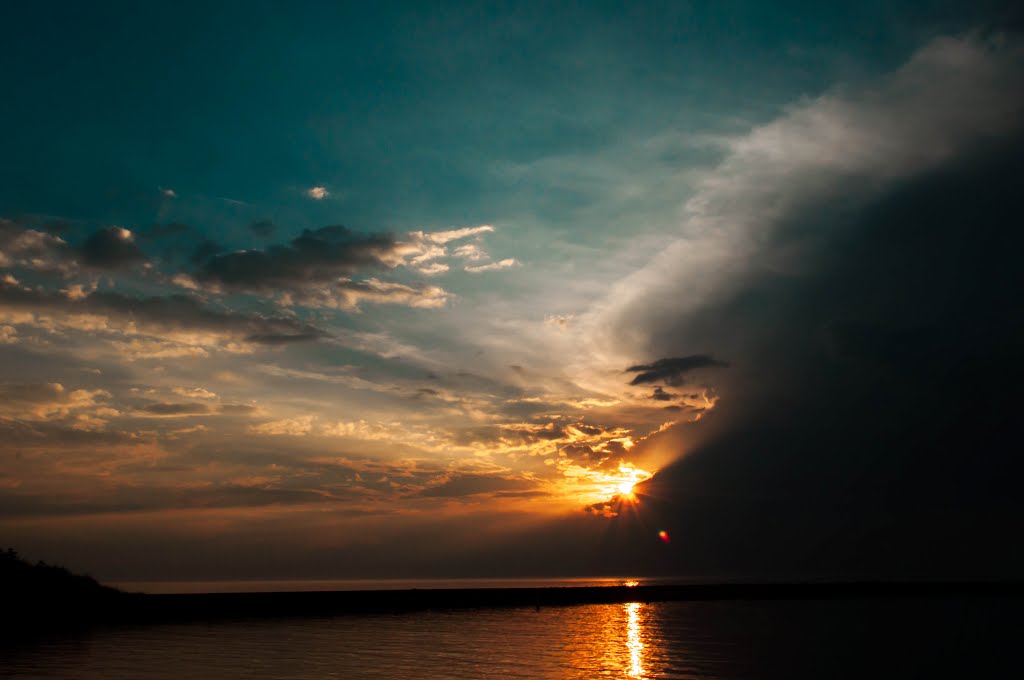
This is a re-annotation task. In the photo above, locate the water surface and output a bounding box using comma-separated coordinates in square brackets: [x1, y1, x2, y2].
[3, 598, 1018, 678]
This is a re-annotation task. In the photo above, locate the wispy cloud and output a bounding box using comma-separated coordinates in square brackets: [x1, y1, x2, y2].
[465, 258, 520, 273]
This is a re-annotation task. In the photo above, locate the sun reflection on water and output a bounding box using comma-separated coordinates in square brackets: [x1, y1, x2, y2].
[626, 602, 644, 678]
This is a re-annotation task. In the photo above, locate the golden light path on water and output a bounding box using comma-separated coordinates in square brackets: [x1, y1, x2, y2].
[626, 602, 645, 678]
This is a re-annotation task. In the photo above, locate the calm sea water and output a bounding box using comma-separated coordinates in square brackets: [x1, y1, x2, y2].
[2, 598, 1018, 678]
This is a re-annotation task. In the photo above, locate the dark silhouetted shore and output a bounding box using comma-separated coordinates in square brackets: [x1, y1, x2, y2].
[110, 581, 1024, 624]
[5, 548, 1022, 633]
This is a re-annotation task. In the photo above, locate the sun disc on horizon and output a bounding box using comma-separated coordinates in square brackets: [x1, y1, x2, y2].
[617, 480, 636, 497]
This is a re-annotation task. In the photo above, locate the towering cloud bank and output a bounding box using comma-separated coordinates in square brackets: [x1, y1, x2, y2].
[597, 35, 1024, 578]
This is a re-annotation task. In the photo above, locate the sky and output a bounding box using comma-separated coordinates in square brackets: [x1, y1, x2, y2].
[1, 1, 1022, 582]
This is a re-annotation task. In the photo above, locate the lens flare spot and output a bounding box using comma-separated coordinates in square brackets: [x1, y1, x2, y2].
[658, 530, 670, 543]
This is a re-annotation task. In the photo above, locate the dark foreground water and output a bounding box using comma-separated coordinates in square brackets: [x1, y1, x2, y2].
[2, 597, 1019, 679]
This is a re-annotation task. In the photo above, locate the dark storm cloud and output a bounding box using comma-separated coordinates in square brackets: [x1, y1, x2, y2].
[0, 277, 325, 345]
[192, 224, 395, 291]
[76, 226, 147, 268]
[626, 355, 728, 386]
[613, 129, 1024, 577]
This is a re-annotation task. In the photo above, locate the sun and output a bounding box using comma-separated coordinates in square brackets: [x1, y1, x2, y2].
[586, 464, 653, 506]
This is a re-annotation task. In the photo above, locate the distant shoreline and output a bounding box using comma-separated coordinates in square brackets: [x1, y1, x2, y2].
[6, 581, 1022, 634]
[90, 581, 1024, 624]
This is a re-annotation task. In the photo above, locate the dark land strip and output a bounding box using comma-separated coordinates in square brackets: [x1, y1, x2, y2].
[5, 581, 1023, 634]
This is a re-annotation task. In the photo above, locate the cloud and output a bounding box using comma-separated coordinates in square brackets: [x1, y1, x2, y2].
[1, 222, 148, 273]
[649, 387, 674, 401]
[172, 387, 218, 400]
[464, 258, 520, 273]
[77, 227, 147, 269]
[0, 418, 135, 448]
[544, 314, 573, 330]
[277, 278, 450, 311]
[170, 222, 510, 308]
[136, 402, 212, 416]
[418, 473, 537, 498]
[0, 383, 111, 421]
[306, 186, 329, 200]
[217, 404, 259, 415]
[590, 34, 1024, 578]
[0, 382, 117, 432]
[626, 355, 728, 386]
[250, 415, 316, 436]
[184, 225, 451, 309]
[452, 243, 485, 260]
[417, 225, 494, 244]
[384, 224, 500, 275]
[416, 262, 450, 275]
[192, 225, 393, 291]
[0, 276, 326, 349]
[592, 34, 1024, 361]
[0, 220, 72, 273]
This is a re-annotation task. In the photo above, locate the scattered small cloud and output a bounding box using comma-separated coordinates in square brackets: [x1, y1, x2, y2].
[172, 387, 218, 400]
[452, 243, 486, 261]
[418, 225, 494, 245]
[250, 415, 316, 436]
[416, 262, 450, 275]
[136, 402, 212, 416]
[465, 258, 520, 273]
[306, 186, 330, 200]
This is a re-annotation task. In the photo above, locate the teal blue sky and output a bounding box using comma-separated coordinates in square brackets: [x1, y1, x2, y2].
[1, 2, 1022, 580]
[2, 2, 1004, 230]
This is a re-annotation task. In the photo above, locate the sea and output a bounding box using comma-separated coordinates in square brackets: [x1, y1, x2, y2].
[1, 579, 1019, 679]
